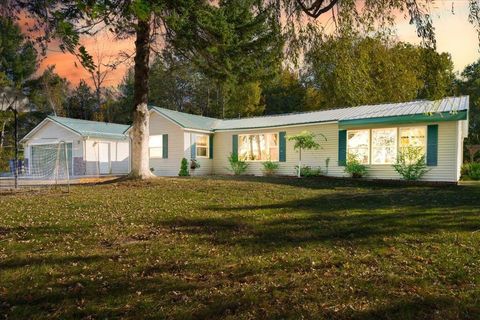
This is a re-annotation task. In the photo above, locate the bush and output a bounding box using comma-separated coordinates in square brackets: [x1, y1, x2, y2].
[294, 165, 322, 177]
[178, 158, 190, 176]
[392, 147, 429, 181]
[228, 154, 248, 175]
[262, 161, 279, 176]
[344, 155, 367, 178]
[461, 162, 480, 180]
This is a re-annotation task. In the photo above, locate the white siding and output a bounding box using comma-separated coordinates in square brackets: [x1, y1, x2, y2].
[213, 121, 463, 182]
[83, 139, 130, 175]
[149, 112, 185, 176]
[24, 120, 83, 158]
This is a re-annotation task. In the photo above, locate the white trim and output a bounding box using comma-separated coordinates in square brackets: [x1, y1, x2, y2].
[195, 134, 209, 158]
[186, 128, 214, 134]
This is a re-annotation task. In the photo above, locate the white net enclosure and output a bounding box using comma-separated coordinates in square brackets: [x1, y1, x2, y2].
[28, 141, 72, 185]
[0, 141, 72, 191]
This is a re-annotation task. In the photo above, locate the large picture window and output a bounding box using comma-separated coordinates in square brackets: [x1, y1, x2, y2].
[196, 134, 209, 158]
[347, 130, 369, 164]
[345, 126, 427, 165]
[149, 135, 163, 158]
[238, 133, 279, 161]
[372, 128, 397, 164]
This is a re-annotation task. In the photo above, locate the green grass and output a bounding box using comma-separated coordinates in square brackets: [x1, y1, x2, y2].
[1, 176, 480, 319]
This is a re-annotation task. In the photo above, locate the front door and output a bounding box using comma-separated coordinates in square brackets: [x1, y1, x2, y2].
[98, 142, 110, 174]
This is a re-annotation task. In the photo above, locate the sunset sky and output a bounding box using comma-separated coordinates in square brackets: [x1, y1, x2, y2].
[36, 1, 479, 88]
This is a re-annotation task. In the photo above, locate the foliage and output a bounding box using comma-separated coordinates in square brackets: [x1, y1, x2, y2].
[263, 68, 306, 115]
[288, 131, 323, 154]
[228, 153, 248, 175]
[304, 35, 455, 110]
[2, 177, 480, 318]
[262, 160, 279, 176]
[461, 162, 480, 180]
[66, 80, 96, 120]
[0, 17, 37, 86]
[294, 165, 322, 177]
[25, 66, 70, 116]
[454, 59, 480, 145]
[167, 0, 283, 118]
[226, 81, 265, 118]
[344, 154, 368, 178]
[392, 147, 429, 181]
[178, 158, 189, 176]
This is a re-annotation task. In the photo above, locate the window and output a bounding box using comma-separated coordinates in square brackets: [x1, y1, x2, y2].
[372, 128, 397, 164]
[238, 133, 279, 161]
[196, 134, 209, 158]
[399, 127, 426, 152]
[347, 130, 370, 164]
[149, 135, 163, 158]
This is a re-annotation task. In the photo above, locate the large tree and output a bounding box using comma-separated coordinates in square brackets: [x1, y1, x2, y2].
[304, 35, 455, 109]
[2, 0, 479, 179]
[455, 59, 480, 146]
[0, 16, 37, 87]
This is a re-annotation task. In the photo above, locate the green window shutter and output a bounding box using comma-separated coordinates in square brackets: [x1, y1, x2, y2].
[162, 134, 168, 159]
[279, 131, 286, 162]
[338, 130, 347, 166]
[209, 135, 214, 159]
[232, 135, 238, 159]
[190, 133, 196, 159]
[427, 124, 438, 166]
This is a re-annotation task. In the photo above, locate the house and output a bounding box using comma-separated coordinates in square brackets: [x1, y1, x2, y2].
[21, 116, 131, 176]
[148, 96, 469, 182]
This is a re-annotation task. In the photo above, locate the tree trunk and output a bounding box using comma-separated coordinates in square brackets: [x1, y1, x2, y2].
[130, 17, 154, 179]
[0, 119, 6, 148]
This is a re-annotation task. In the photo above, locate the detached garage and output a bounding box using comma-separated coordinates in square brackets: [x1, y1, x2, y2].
[21, 116, 131, 176]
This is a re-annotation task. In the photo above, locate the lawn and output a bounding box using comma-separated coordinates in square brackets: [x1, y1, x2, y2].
[1, 176, 480, 319]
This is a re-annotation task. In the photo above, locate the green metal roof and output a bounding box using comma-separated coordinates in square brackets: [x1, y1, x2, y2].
[48, 116, 130, 140]
[151, 96, 469, 131]
[150, 107, 219, 131]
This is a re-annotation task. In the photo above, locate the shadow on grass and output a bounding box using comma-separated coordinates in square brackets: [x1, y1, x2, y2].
[160, 184, 480, 250]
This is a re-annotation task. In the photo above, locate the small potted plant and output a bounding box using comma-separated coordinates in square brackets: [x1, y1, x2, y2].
[190, 159, 201, 171]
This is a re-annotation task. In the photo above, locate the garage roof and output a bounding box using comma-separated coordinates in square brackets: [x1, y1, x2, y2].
[22, 116, 131, 142]
[48, 116, 131, 140]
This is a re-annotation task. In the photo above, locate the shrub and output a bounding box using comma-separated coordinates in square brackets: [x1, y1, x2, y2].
[228, 154, 248, 175]
[344, 154, 367, 178]
[294, 165, 322, 177]
[392, 147, 429, 181]
[262, 161, 279, 176]
[178, 158, 190, 176]
[461, 162, 480, 180]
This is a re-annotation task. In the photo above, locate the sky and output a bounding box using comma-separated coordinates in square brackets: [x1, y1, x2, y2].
[35, 1, 479, 88]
